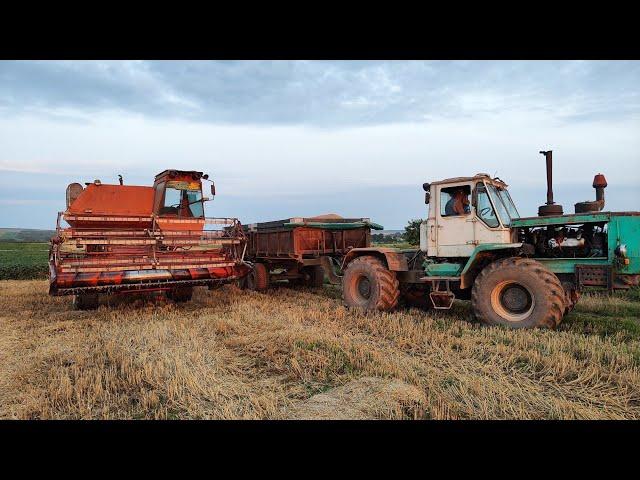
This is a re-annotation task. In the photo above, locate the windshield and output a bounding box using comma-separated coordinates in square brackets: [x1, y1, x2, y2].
[487, 184, 513, 226]
[497, 188, 519, 220]
[161, 184, 204, 218]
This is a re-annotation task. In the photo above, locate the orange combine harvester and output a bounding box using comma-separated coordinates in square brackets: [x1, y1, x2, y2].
[49, 170, 250, 309]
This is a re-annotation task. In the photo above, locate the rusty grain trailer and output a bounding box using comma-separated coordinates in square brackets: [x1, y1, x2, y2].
[241, 215, 383, 290]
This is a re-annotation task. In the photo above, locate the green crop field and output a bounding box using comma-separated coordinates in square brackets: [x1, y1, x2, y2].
[0, 242, 49, 280]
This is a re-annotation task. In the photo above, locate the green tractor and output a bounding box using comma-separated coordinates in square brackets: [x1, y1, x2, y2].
[341, 151, 639, 329]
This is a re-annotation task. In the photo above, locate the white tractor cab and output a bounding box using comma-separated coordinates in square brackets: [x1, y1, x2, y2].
[420, 174, 520, 258]
[340, 154, 631, 330]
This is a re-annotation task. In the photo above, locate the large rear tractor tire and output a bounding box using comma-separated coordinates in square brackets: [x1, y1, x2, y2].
[471, 257, 565, 329]
[167, 286, 193, 303]
[303, 265, 325, 287]
[246, 263, 269, 292]
[342, 256, 399, 311]
[73, 293, 99, 310]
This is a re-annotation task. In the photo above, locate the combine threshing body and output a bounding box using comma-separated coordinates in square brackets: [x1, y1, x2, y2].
[49, 170, 249, 308]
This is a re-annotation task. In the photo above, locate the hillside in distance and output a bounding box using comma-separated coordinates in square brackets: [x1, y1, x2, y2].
[0, 228, 55, 243]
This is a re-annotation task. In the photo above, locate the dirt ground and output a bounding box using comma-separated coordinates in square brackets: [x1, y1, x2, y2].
[1, 280, 639, 419]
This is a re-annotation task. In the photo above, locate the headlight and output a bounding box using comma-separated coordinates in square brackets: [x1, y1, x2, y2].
[615, 244, 628, 258]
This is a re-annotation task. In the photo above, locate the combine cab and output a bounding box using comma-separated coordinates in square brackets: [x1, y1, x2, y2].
[49, 170, 250, 309]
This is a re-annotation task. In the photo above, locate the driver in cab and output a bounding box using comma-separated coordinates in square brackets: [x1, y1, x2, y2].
[445, 189, 471, 216]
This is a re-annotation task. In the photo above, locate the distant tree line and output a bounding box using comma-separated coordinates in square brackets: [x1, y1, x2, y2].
[371, 219, 423, 246]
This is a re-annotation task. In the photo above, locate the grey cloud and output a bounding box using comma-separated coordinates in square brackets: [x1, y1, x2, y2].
[0, 60, 639, 126]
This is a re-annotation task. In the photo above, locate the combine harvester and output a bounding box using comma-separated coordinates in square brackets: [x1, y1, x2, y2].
[49, 170, 249, 309]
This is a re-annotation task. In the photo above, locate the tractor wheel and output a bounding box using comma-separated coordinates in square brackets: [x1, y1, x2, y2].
[246, 263, 269, 292]
[73, 293, 99, 310]
[167, 287, 193, 303]
[561, 281, 580, 315]
[303, 265, 325, 287]
[471, 257, 565, 329]
[342, 256, 399, 311]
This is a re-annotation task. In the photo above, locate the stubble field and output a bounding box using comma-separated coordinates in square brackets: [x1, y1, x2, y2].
[1, 279, 639, 419]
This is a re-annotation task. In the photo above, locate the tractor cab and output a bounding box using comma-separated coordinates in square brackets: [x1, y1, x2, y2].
[422, 174, 520, 258]
[152, 170, 215, 231]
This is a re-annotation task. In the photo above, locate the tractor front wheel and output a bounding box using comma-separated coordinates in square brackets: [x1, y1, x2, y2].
[471, 257, 565, 329]
[342, 256, 399, 311]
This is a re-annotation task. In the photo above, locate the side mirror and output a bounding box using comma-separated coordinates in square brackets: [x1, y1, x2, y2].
[210, 183, 216, 196]
[424, 192, 431, 205]
[471, 186, 478, 208]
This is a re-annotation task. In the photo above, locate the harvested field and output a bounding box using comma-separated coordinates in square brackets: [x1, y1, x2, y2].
[1, 279, 639, 419]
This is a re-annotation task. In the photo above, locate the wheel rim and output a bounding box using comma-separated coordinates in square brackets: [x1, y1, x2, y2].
[356, 275, 372, 300]
[490, 280, 535, 322]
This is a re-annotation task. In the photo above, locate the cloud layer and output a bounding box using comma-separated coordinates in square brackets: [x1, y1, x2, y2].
[2, 60, 639, 126]
[0, 60, 639, 229]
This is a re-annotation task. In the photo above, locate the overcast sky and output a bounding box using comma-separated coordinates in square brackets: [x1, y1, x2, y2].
[0, 60, 639, 230]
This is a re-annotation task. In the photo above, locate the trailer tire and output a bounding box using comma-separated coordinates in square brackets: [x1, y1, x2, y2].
[247, 263, 269, 292]
[167, 287, 193, 303]
[343, 256, 399, 311]
[304, 265, 325, 287]
[471, 257, 564, 329]
[73, 293, 99, 310]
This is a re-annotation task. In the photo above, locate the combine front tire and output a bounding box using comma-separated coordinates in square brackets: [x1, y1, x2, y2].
[167, 287, 193, 303]
[247, 263, 269, 292]
[471, 257, 564, 329]
[73, 293, 99, 310]
[342, 256, 399, 311]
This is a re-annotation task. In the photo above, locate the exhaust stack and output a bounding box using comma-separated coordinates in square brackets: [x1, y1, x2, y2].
[538, 150, 564, 216]
[575, 173, 607, 213]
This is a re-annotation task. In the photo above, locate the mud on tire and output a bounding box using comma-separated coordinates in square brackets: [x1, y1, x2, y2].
[342, 256, 399, 311]
[471, 257, 565, 329]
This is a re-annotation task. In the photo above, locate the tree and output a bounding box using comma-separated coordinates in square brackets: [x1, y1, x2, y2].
[403, 219, 422, 245]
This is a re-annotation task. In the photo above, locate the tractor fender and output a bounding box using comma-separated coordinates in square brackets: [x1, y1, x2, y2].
[459, 243, 527, 289]
[342, 248, 409, 272]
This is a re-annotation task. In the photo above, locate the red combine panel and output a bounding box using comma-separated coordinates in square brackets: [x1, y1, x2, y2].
[49, 170, 250, 309]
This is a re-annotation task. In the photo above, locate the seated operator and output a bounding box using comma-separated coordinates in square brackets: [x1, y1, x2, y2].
[445, 189, 471, 216]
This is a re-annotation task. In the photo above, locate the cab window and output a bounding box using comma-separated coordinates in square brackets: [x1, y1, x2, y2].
[475, 183, 499, 227]
[440, 185, 471, 217]
[160, 186, 204, 217]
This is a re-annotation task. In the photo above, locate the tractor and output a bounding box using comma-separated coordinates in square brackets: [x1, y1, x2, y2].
[341, 151, 639, 329]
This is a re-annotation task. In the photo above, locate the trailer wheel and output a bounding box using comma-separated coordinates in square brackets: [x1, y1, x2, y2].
[471, 257, 564, 329]
[343, 256, 399, 311]
[304, 265, 325, 288]
[247, 263, 269, 292]
[73, 293, 99, 310]
[167, 287, 193, 303]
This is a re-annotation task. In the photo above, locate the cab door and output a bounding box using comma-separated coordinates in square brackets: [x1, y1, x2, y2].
[435, 183, 476, 258]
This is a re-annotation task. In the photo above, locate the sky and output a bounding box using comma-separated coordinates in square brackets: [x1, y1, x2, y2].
[0, 60, 639, 230]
